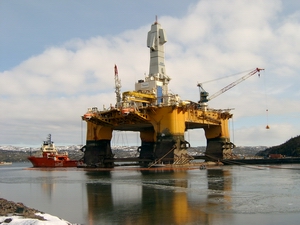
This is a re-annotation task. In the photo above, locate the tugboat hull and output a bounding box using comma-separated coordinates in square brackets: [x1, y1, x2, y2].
[28, 156, 80, 167]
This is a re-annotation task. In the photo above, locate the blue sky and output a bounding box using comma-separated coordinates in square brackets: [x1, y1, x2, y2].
[0, 0, 199, 71]
[1, 0, 300, 147]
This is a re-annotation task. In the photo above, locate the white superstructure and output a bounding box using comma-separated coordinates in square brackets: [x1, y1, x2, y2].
[134, 21, 179, 106]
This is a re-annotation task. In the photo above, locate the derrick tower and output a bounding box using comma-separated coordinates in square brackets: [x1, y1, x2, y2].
[82, 21, 234, 167]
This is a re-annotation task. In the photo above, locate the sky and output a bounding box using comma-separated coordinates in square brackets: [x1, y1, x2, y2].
[1, 0, 300, 147]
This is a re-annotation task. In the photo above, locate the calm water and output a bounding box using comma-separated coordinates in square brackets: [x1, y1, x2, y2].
[1, 162, 300, 225]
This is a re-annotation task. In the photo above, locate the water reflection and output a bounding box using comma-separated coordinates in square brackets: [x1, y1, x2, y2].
[2, 163, 300, 224]
[41, 178, 55, 199]
[205, 169, 232, 223]
[84, 168, 233, 225]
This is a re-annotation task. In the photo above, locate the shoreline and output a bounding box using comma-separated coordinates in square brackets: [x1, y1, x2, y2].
[0, 198, 75, 224]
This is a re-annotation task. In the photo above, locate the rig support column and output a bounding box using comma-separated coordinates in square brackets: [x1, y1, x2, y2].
[139, 128, 155, 161]
[204, 118, 233, 160]
[149, 106, 190, 163]
[84, 122, 114, 167]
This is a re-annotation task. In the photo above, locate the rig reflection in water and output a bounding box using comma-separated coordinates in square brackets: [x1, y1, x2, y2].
[84, 168, 232, 224]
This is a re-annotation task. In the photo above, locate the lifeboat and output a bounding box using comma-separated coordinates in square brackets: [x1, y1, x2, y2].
[121, 107, 135, 115]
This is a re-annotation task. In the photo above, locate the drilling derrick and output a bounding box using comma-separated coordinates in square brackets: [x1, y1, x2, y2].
[114, 64, 122, 108]
[82, 20, 238, 168]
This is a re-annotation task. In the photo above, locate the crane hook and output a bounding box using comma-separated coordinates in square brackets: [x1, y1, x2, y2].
[265, 109, 270, 129]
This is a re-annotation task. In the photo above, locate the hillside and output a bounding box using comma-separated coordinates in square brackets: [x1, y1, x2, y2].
[256, 135, 300, 157]
[0, 146, 265, 163]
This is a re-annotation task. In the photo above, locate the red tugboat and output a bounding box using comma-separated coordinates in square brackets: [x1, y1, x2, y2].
[28, 134, 83, 167]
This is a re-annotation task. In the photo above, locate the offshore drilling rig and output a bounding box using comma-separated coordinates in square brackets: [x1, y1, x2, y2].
[81, 20, 262, 168]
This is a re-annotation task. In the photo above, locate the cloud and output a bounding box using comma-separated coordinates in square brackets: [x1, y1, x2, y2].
[1, 0, 300, 147]
[234, 123, 299, 146]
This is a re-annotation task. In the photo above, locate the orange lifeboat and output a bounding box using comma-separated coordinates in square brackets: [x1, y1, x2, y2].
[121, 108, 134, 115]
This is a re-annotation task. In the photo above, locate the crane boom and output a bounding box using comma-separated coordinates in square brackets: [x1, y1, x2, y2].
[199, 68, 264, 103]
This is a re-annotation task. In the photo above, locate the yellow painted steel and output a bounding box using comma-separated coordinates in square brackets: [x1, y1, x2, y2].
[84, 105, 232, 141]
[86, 121, 113, 141]
[204, 117, 231, 140]
[122, 91, 156, 100]
[140, 129, 155, 142]
[184, 107, 232, 139]
[148, 106, 186, 139]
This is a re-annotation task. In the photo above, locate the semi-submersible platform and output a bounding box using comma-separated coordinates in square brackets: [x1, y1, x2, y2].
[81, 20, 262, 168]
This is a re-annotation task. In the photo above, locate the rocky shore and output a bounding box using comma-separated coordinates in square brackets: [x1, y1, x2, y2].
[0, 198, 73, 224]
[0, 198, 42, 219]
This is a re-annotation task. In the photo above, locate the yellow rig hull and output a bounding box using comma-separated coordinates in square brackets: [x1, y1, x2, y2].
[82, 103, 233, 167]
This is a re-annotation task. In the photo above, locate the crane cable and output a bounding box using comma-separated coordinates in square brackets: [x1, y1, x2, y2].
[199, 68, 254, 85]
[263, 70, 270, 129]
[198, 69, 255, 85]
[231, 116, 235, 144]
